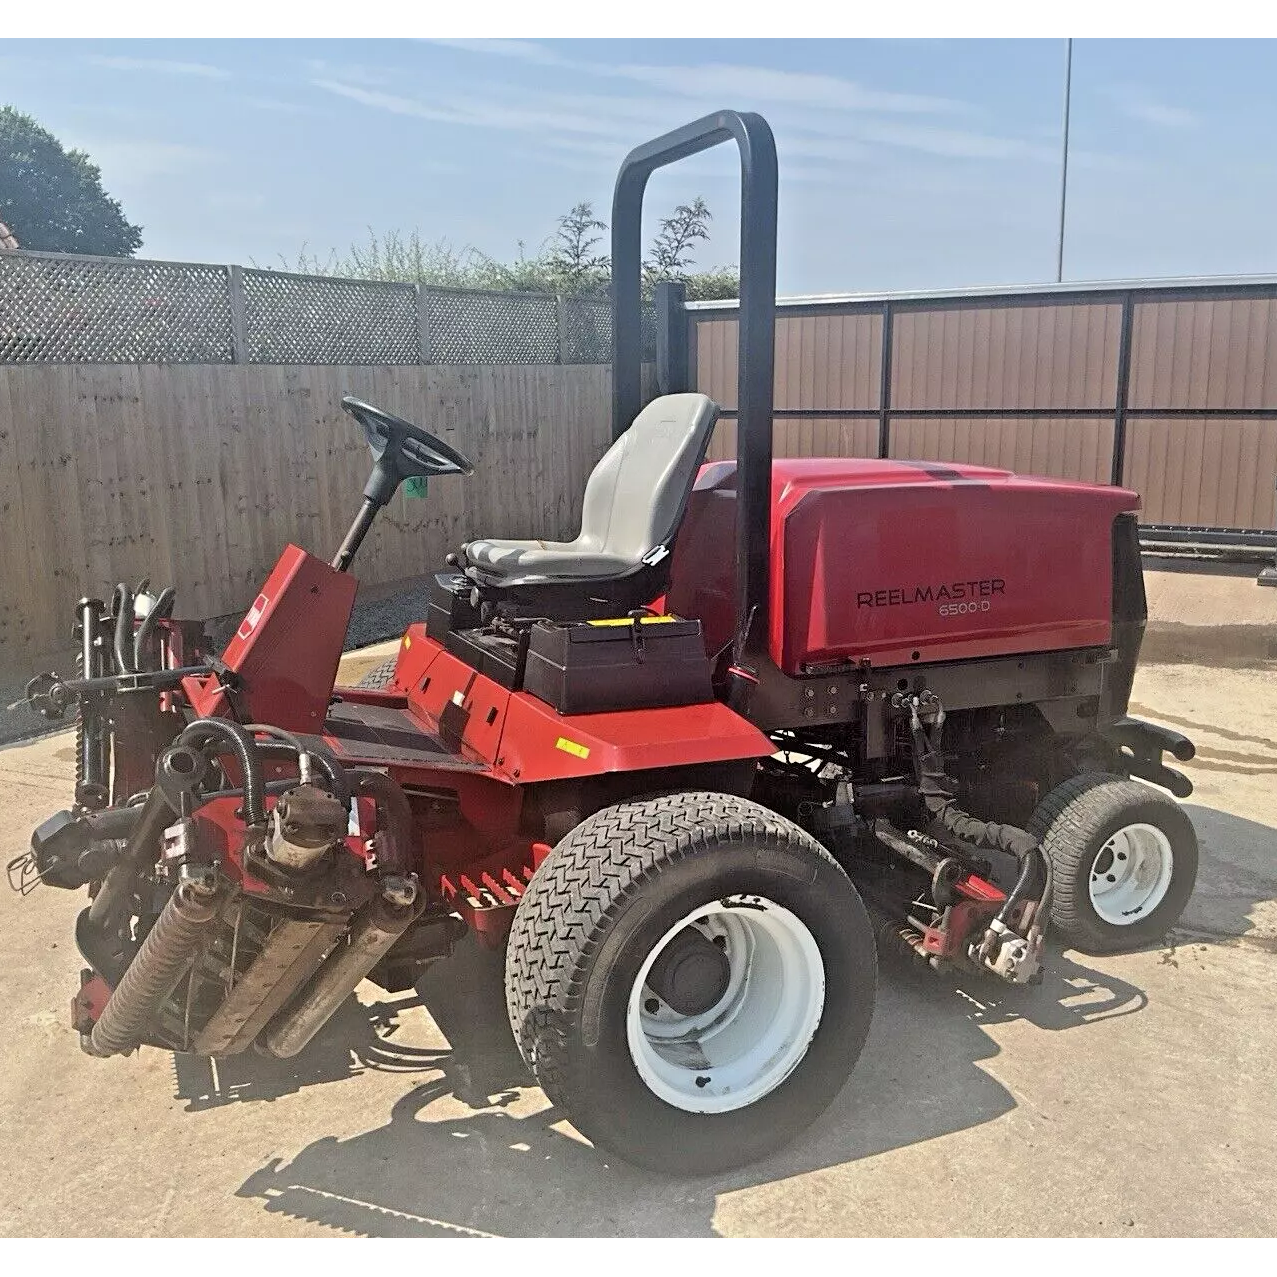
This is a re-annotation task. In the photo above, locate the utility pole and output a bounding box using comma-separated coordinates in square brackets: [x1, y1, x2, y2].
[1056, 37, 1073, 283]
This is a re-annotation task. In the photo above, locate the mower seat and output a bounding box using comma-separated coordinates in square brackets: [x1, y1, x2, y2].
[460, 392, 720, 613]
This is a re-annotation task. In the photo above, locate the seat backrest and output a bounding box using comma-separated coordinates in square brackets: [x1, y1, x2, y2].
[577, 392, 721, 565]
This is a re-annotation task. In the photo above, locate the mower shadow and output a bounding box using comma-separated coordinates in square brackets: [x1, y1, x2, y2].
[172, 934, 518, 1113]
[1172, 803, 1277, 950]
[224, 935, 1147, 1237]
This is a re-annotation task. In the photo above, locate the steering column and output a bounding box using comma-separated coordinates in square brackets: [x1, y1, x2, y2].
[332, 395, 474, 572]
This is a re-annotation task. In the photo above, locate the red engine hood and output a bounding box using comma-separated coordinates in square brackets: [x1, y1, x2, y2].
[668, 458, 1141, 674]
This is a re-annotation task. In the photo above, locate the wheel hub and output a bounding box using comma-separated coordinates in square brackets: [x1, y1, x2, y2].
[646, 926, 731, 1016]
[626, 897, 826, 1115]
[1088, 821, 1175, 925]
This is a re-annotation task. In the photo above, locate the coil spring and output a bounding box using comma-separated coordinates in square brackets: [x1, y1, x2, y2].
[873, 912, 932, 966]
[74, 646, 86, 793]
[88, 882, 223, 1057]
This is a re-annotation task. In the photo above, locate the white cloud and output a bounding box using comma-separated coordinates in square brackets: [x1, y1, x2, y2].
[302, 59, 391, 87]
[611, 62, 964, 117]
[313, 43, 1069, 196]
[311, 79, 647, 141]
[425, 38, 965, 116]
[1104, 85, 1199, 129]
[427, 39, 566, 67]
[868, 37, 950, 47]
[85, 55, 232, 80]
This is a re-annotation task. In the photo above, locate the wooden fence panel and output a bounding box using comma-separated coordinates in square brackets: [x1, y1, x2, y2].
[0, 363, 623, 674]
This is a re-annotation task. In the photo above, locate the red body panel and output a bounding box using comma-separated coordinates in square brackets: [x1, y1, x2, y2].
[187, 545, 357, 730]
[668, 458, 1140, 674]
[404, 632, 512, 767]
[386, 626, 773, 784]
[495, 689, 774, 784]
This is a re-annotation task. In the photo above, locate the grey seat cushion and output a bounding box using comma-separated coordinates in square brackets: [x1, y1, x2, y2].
[462, 392, 720, 586]
[463, 539, 634, 581]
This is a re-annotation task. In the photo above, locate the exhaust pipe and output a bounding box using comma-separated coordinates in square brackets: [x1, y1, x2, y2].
[261, 897, 417, 1059]
[88, 879, 222, 1057]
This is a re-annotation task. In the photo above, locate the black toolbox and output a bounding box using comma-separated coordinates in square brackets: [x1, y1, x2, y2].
[523, 617, 714, 715]
[426, 573, 481, 640]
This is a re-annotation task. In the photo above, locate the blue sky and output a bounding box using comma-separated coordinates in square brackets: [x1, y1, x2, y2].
[4, 37, 1277, 294]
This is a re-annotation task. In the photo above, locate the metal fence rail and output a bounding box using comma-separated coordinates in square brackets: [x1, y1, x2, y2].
[0, 249, 654, 366]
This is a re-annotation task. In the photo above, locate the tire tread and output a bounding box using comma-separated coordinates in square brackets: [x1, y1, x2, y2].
[353, 656, 399, 690]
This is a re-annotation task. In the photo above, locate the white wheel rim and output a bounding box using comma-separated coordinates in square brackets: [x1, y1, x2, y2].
[1088, 822, 1175, 925]
[625, 896, 825, 1115]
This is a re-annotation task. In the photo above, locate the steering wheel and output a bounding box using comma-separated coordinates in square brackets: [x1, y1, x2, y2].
[341, 396, 474, 488]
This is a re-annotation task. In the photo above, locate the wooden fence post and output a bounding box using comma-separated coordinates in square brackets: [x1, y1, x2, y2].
[655, 280, 688, 395]
[417, 284, 431, 364]
[228, 265, 248, 364]
[556, 295, 571, 366]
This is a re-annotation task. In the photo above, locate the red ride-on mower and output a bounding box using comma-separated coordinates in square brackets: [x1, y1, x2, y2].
[16, 111, 1199, 1174]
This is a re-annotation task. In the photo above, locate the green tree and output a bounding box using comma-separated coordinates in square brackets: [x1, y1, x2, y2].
[0, 106, 142, 256]
[644, 196, 712, 285]
[285, 195, 739, 300]
[548, 201, 610, 294]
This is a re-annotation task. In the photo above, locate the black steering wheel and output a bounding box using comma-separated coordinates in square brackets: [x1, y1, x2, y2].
[341, 396, 474, 491]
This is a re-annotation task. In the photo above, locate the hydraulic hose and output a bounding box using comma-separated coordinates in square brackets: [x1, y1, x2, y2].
[349, 768, 416, 882]
[909, 700, 1038, 862]
[244, 723, 308, 755]
[1028, 846, 1054, 931]
[112, 584, 135, 675]
[176, 719, 266, 826]
[992, 845, 1041, 931]
[86, 784, 177, 929]
[305, 742, 350, 807]
[916, 744, 1039, 861]
[133, 586, 175, 674]
[250, 733, 350, 806]
[907, 697, 1052, 957]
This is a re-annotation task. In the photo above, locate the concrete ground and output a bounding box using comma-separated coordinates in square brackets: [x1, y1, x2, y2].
[0, 658, 1274, 1237]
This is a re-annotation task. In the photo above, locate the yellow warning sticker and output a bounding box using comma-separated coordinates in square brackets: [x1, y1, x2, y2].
[555, 737, 591, 759]
[586, 615, 678, 627]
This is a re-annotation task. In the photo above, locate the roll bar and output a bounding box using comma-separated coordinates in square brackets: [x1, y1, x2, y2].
[610, 110, 778, 661]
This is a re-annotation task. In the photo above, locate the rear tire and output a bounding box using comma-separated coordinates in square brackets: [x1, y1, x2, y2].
[1028, 772, 1198, 954]
[504, 792, 876, 1174]
[355, 657, 399, 690]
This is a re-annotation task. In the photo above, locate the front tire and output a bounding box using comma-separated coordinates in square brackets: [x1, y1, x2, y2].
[504, 792, 876, 1174]
[1028, 773, 1199, 953]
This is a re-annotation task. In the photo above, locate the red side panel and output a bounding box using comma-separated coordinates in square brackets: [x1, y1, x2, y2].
[406, 633, 512, 767]
[392, 629, 771, 784]
[187, 545, 357, 730]
[495, 693, 773, 784]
